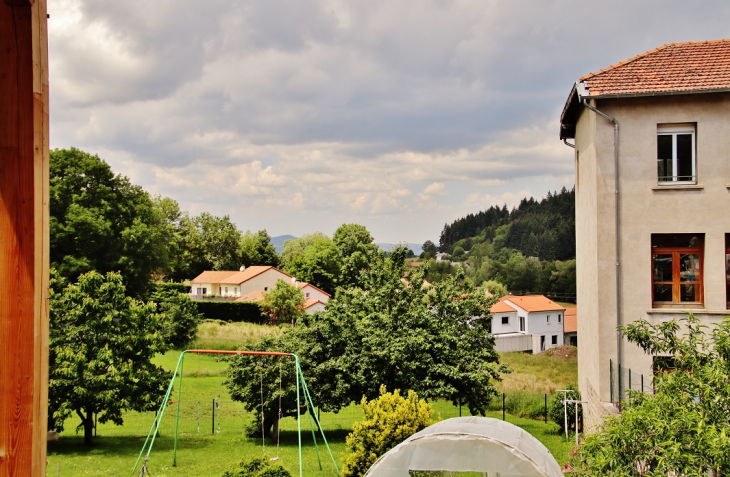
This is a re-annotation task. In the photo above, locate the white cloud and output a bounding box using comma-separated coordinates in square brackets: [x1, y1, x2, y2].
[46, 0, 730, 242]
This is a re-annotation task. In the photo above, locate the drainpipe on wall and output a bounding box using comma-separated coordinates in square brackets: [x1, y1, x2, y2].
[577, 94, 623, 387]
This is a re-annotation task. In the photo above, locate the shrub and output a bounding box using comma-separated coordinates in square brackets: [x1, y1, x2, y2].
[149, 281, 191, 300]
[158, 293, 203, 349]
[222, 455, 291, 477]
[342, 386, 433, 477]
[548, 384, 580, 433]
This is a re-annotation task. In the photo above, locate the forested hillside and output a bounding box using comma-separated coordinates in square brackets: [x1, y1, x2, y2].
[427, 187, 576, 302]
[439, 187, 575, 261]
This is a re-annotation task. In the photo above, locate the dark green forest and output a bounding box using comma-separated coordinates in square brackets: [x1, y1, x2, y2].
[426, 187, 576, 302]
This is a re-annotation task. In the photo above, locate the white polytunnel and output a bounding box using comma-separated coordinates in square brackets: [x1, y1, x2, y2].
[363, 416, 564, 477]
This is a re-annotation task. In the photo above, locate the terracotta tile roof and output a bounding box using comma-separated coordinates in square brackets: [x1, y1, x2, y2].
[489, 298, 517, 314]
[304, 299, 325, 309]
[581, 40, 730, 96]
[237, 290, 266, 302]
[191, 266, 291, 285]
[295, 282, 332, 298]
[190, 270, 239, 283]
[563, 306, 577, 333]
[503, 295, 566, 313]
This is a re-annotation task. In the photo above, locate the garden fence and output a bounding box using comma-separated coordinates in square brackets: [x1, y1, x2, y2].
[609, 359, 654, 404]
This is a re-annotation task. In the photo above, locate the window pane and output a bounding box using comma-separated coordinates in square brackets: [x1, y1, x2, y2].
[653, 254, 673, 281]
[680, 284, 699, 302]
[657, 134, 673, 181]
[657, 134, 673, 159]
[679, 254, 700, 282]
[676, 134, 693, 180]
[654, 284, 673, 301]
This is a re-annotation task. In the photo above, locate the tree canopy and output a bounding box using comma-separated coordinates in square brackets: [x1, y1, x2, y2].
[333, 223, 379, 289]
[568, 313, 730, 475]
[50, 148, 168, 297]
[280, 232, 341, 295]
[240, 229, 280, 268]
[226, 248, 504, 437]
[259, 279, 305, 325]
[48, 270, 169, 445]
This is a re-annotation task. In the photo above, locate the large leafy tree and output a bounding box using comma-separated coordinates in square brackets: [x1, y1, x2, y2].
[50, 148, 168, 297]
[259, 279, 305, 325]
[280, 232, 341, 295]
[227, 248, 503, 437]
[48, 270, 170, 445]
[240, 229, 280, 268]
[568, 314, 730, 476]
[332, 223, 379, 289]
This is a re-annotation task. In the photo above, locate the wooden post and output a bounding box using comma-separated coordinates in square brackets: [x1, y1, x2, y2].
[0, 0, 50, 475]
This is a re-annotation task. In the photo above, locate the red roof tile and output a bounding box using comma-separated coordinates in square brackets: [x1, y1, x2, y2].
[489, 298, 517, 313]
[503, 295, 565, 313]
[581, 39, 730, 96]
[563, 306, 577, 334]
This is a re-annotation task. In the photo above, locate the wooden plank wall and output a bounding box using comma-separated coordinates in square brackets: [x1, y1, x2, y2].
[0, 0, 49, 475]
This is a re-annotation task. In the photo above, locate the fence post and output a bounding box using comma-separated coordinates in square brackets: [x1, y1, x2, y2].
[641, 374, 644, 393]
[628, 368, 632, 391]
[544, 394, 547, 424]
[610, 360, 614, 403]
[502, 393, 505, 421]
[212, 399, 215, 435]
[618, 363, 623, 402]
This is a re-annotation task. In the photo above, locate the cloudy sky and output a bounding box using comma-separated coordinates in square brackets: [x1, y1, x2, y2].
[47, 0, 730, 244]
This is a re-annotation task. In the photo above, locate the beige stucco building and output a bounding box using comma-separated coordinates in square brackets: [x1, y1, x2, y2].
[560, 40, 730, 431]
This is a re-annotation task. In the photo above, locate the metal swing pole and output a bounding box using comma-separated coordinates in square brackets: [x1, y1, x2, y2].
[173, 351, 186, 466]
[132, 351, 187, 475]
[299, 362, 340, 476]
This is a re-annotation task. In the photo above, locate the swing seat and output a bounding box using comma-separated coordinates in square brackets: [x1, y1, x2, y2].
[269, 457, 279, 462]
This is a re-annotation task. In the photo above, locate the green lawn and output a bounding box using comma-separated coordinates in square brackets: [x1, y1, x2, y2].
[46, 351, 576, 476]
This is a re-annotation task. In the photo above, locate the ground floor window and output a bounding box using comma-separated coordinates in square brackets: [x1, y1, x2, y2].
[551, 335, 558, 345]
[501, 316, 509, 325]
[652, 233, 703, 306]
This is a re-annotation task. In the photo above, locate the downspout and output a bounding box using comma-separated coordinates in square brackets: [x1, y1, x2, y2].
[580, 98, 622, 385]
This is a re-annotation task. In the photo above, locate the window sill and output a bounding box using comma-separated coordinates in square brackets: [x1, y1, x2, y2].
[652, 184, 703, 191]
[647, 308, 729, 316]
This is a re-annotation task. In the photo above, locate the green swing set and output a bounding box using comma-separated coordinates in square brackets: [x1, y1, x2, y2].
[132, 350, 340, 477]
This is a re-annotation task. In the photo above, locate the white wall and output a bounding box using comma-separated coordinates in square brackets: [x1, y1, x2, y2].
[238, 269, 292, 295]
[491, 311, 519, 334]
[301, 285, 329, 303]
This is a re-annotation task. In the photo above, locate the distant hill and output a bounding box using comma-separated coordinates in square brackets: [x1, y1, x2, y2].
[271, 235, 297, 253]
[376, 243, 423, 256]
[272, 235, 422, 256]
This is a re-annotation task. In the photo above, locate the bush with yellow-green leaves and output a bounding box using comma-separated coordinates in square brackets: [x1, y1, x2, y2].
[342, 386, 433, 477]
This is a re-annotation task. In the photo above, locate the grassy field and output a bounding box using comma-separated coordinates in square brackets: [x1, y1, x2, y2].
[46, 326, 578, 476]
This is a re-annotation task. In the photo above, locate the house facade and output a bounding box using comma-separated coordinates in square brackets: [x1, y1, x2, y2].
[489, 295, 566, 354]
[559, 40, 730, 431]
[190, 266, 330, 314]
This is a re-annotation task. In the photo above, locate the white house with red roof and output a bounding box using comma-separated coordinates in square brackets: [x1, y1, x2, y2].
[189, 266, 330, 314]
[489, 295, 566, 354]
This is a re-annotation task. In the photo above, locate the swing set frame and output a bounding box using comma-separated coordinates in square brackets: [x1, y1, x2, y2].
[132, 349, 340, 477]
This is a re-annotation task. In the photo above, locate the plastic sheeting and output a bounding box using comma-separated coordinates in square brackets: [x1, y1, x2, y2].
[363, 416, 564, 477]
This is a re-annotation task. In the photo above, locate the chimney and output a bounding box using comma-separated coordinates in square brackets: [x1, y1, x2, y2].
[240, 265, 246, 272]
[291, 277, 296, 284]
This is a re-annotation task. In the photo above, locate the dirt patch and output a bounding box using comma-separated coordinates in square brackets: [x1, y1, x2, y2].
[538, 345, 577, 361]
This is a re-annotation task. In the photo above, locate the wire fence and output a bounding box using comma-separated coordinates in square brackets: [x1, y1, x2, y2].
[609, 359, 654, 404]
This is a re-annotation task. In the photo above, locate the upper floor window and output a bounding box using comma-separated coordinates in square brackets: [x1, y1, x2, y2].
[652, 234, 703, 307]
[657, 124, 696, 184]
[546, 315, 551, 324]
[501, 316, 509, 325]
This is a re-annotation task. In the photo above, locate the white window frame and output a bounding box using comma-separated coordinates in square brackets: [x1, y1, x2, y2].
[558, 314, 562, 324]
[657, 123, 696, 185]
[501, 316, 509, 325]
[546, 315, 551, 324]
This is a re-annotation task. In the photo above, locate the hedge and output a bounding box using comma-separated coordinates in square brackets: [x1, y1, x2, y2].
[153, 282, 191, 295]
[194, 300, 267, 325]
